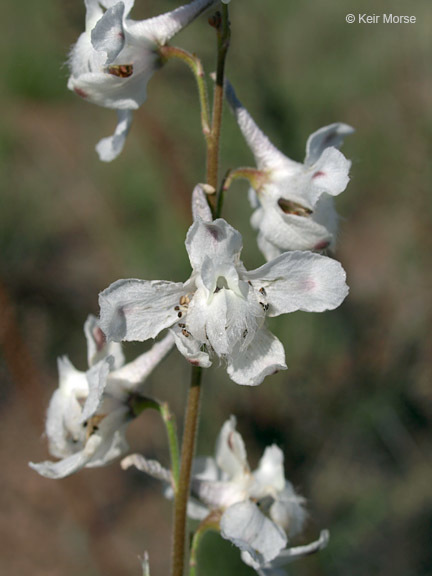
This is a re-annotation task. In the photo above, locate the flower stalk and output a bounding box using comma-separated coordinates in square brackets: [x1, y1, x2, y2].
[159, 45, 211, 137]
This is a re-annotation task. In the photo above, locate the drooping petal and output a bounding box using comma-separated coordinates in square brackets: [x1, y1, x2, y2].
[91, 2, 125, 65]
[246, 251, 349, 315]
[225, 80, 293, 171]
[99, 278, 185, 342]
[96, 109, 133, 162]
[220, 501, 287, 566]
[84, 314, 125, 369]
[252, 445, 285, 495]
[127, 0, 217, 46]
[227, 327, 287, 387]
[305, 123, 354, 166]
[110, 332, 174, 392]
[215, 416, 249, 480]
[29, 451, 93, 480]
[121, 453, 172, 483]
[29, 434, 102, 479]
[191, 183, 213, 223]
[257, 530, 330, 571]
[186, 218, 243, 272]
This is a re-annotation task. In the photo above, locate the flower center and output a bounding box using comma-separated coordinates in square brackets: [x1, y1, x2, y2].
[215, 276, 229, 293]
[278, 198, 312, 217]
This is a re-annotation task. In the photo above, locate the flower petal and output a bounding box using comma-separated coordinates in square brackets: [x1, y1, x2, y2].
[110, 332, 174, 391]
[170, 326, 212, 368]
[191, 478, 247, 509]
[252, 445, 285, 495]
[127, 0, 217, 46]
[307, 147, 351, 199]
[91, 2, 125, 65]
[186, 218, 243, 272]
[215, 416, 249, 480]
[85, 0, 104, 30]
[81, 356, 113, 422]
[99, 278, 185, 342]
[227, 327, 287, 387]
[85, 409, 130, 467]
[246, 251, 349, 315]
[225, 80, 290, 170]
[29, 434, 102, 479]
[269, 482, 306, 538]
[191, 184, 213, 223]
[263, 530, 330, 569]
[29, 451, 93, 479]
[305, 122, 354, 166]
[96, 109, 133, 162]
[220, 501, 287, 566]
[253, 203, 334, 255]
[121, 453, 172, 483]
[84, 314, 125, 369]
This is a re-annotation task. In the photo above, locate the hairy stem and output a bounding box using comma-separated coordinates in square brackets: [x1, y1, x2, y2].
[171, 366, 203, 576]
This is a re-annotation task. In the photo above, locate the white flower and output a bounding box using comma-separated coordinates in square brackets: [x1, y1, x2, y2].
[99, 205, 348, 386]
[225, 82, 354, 259]
[30, 315, 173, 479]
[68, 0, 217, 161]
[190, 417, 307, 566]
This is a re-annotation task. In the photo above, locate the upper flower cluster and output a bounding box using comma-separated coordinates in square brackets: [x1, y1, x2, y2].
[99, 187, 349, 386]
[68, 0, 217, 161]
[225, 82, 354, 259]
[30, 315, 173, 479]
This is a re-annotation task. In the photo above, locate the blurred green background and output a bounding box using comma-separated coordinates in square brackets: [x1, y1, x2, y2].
[0, 0, 431, 575]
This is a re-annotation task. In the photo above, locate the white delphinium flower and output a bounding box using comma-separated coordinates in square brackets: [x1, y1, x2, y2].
[190, 417, 307, 566]
[68, 0, 217, 161]
[30, 315, 173, 479]
[225, 81, 354, 259]
[99, 190, 349, 386]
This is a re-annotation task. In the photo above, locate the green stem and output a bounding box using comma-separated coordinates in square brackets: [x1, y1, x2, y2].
[130, 395, 180, 493]
[207, 5, 231, 216]
[188, 512, 222, 576]
[171, 366, 203, 576]
[161, 401, 181, 492]
[160, 45, 211, 137]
